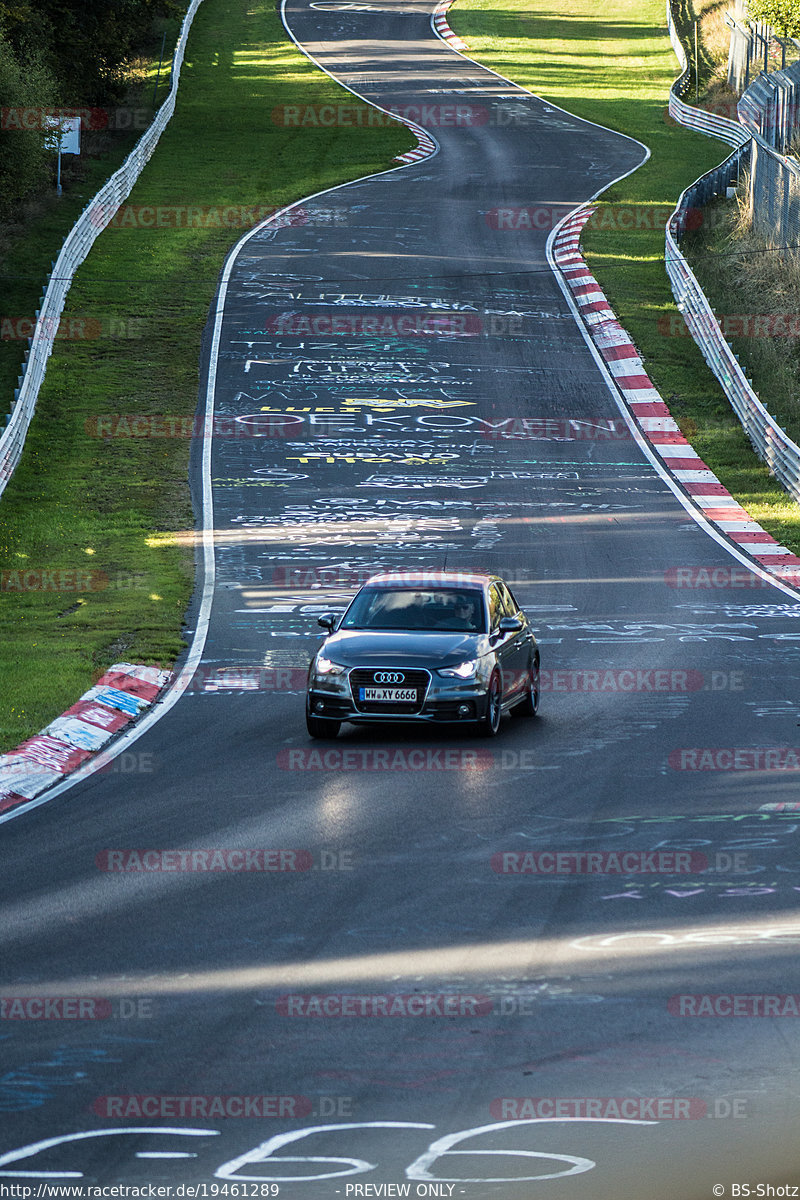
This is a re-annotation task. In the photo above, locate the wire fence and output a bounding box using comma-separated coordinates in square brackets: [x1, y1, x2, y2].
[727, 3, 794, 94]
[736, 61, 800, 247]
[748, 136, 800, 245]
[738, 60, 800, 149]
[0, 0, 205, 499]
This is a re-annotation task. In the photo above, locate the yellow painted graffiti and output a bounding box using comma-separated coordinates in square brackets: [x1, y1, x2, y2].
[256, 397, 475, 414]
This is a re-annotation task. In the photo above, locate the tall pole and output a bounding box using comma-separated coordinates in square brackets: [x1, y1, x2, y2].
[695, 20, 699, 101]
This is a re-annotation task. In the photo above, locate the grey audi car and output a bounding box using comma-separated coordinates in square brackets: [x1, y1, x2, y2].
[305, 571, 539, 738]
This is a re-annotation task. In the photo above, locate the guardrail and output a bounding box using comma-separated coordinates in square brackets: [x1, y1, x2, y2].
[667, 1, 750, 146]
[668, 140, 749, 239]
[0, 0, 204, 499]
[664, 0, 800, 506]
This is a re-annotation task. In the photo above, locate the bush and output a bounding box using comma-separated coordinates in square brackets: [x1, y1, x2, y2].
[1, 0, 179, 105]
[0, 35, 59, 219]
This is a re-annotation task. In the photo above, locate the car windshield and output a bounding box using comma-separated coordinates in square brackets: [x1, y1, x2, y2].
[341, 588, 486, 633]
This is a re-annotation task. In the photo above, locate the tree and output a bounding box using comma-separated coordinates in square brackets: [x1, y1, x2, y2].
[746, 0, 800, 37]
[0, 33, 59, 218]
[2, 0, 179, 105]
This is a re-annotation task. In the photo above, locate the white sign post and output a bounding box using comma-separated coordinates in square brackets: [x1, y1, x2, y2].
[44, 115, 81, 196]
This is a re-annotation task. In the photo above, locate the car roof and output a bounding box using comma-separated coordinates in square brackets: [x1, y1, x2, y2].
[363, 571, 498, 590]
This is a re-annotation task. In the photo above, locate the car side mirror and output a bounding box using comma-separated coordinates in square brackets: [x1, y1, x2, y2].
[498, 615, 523, 634]
[317, 613, 337, 632]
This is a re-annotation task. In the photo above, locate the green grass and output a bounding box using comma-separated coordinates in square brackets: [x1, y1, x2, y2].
[448, 0, 800, 555]
[0, 16, 184, 418]
[681, 193, 800, 493]
[0, 0, 411, 752]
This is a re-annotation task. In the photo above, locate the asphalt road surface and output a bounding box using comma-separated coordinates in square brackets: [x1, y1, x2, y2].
[2, 2, 800, 1197]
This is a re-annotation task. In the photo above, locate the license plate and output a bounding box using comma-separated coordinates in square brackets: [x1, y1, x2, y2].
[360, 687, 417, 702]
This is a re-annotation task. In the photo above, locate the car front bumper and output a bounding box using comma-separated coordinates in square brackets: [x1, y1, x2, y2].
[307, 669, 492, 725]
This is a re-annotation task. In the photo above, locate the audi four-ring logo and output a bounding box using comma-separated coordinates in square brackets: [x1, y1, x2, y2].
[374, 671, 405, 684]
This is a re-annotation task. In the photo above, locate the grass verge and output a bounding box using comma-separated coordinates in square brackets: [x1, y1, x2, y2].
[0, 0, 412, 752]
[448, 0, 800, 556]
[682, 190, 800, 488]
[0, 17, 184, 419]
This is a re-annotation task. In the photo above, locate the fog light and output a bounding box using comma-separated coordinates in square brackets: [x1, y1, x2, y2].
[315, 701, 325, 713]
[458, 704, 471, 717]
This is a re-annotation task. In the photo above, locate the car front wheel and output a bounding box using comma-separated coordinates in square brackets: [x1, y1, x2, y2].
[478, 670, 502, 737]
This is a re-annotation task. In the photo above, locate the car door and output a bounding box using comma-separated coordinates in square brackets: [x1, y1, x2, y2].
[488, 582, 521, 700]
[497, 581, 532, 699]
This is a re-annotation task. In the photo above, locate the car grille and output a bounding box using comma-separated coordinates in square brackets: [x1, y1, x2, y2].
[348, 668, 431, 714]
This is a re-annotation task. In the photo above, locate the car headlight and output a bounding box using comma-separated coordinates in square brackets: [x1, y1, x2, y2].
[438, 659, 478, 679]
[315, 656, 346, 676]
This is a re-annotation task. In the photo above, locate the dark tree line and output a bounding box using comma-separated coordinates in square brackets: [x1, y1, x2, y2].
[0, 0, 178, 218]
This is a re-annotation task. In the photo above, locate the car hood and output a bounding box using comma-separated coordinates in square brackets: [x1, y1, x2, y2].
[318, 630, 488, 668]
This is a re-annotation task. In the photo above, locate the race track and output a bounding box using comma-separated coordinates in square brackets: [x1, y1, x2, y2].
[2, 2, 800, 1195]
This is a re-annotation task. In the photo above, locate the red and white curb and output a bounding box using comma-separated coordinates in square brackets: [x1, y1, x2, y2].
[394, 126, 437, 164]
[432, 0, 469, 51]
[393, 0, 464, 163]
[553, 206, 800, 586]
[394, 0, 449, 165]
[0, 663, 172, 816]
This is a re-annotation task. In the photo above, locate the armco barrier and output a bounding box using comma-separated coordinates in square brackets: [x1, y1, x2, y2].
[0, 0, 205, 499]
[664, 0, 800, 506]
[666, 0, 749, 147]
